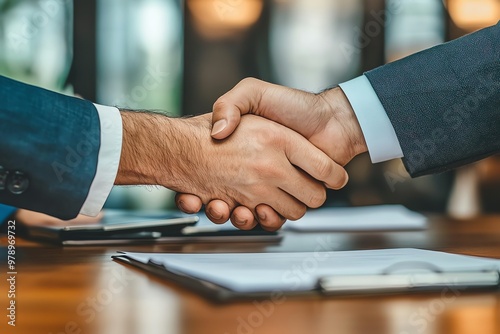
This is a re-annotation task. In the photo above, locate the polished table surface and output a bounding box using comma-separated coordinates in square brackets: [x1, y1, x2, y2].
[2, 214, 500, 334]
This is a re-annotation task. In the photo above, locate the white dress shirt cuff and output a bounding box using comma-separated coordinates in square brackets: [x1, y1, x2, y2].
[80, 104, 122, 216]
[339, 75, 404, 163]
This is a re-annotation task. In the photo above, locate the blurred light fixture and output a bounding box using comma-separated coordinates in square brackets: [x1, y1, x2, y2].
[446, 0, 500, 31]
[187, 0, 263, 39]
[138, 0, 180, 53]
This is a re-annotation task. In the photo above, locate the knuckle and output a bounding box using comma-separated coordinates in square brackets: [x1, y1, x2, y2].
[212, 97, 227, 112]
[239, 77, 259, 87]
[255, 125, 278, 145]
[253, 161, 282, 180]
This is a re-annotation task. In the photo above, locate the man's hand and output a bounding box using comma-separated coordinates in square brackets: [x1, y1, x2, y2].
[176, 78, 368, 228]
[116, 112, 347, 230]
[210, 78, 367, 165]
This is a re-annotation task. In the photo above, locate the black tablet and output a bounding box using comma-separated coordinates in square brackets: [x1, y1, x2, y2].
[25, 210, 199, 244]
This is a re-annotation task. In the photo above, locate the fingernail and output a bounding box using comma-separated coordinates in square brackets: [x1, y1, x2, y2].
[211, 119, 227, 136]
[235, 219, 247, 226]
[208, 207, 223, 220]
[258, 211, 266, 221]
[177, 200, 188, 212]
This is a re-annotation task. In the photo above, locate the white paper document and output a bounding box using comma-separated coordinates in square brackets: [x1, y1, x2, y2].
[285, 205, 427, 232]
[115, 248, 500, 293]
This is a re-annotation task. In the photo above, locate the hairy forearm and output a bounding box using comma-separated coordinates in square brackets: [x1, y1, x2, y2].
[115, 110, 209, 192]
[116, 110, 170, 185]
[115, 110, 201, 189]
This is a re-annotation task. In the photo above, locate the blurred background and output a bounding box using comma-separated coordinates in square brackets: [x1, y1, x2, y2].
[0, 0, 499, 217]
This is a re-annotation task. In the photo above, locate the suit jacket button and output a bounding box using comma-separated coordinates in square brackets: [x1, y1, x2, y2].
[8, 171, 29, 195]
[0, 166, 8, 190]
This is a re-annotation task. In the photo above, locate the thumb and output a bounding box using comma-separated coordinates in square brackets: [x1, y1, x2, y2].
[211, 78, 264, 140]
[211, 102, 243, 140]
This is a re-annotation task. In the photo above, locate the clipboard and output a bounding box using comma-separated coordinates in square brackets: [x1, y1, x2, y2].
[112, 255, 268, 302]
[112, 249, 500, 303]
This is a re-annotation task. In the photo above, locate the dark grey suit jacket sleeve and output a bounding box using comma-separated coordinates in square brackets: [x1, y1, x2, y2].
[0, 76, 101, 219]
[365, 22, 500, 177]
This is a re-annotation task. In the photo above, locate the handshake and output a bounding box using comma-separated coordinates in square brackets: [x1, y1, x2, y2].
[5, 23, 495, 225]
[119, 78, 368, 231]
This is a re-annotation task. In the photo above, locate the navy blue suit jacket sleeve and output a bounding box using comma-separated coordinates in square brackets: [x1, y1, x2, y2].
[365, 22, 500, 177]
[0, 204, 16, 224]
[0, 76, 101, 219]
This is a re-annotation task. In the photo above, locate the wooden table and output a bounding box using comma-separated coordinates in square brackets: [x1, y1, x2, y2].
[2, 215, 500, 334]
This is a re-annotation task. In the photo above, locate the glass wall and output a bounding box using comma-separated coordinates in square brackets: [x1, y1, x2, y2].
[96, 0, 183, 210]
[269, 0, 363, 91]
[96, 0, 182, 113]
[385, 0, 445, 62]
[0, 0, 73, 92]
